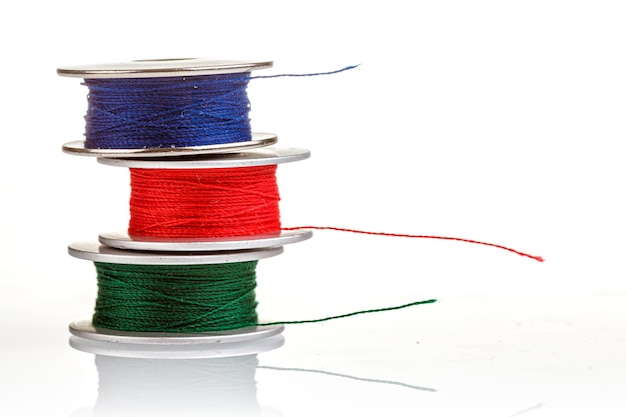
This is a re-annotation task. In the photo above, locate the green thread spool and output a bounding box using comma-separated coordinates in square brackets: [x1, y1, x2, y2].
[93, 261, 260, 333]
[93, 260, 438, 333]
[67, 241, 285, 344]
[67, 241, 436, 345]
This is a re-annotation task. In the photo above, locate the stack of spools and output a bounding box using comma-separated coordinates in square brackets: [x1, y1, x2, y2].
[57, 58, 311, 347]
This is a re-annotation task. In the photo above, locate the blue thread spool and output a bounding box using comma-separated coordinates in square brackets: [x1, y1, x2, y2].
[57, 58, 277, 157]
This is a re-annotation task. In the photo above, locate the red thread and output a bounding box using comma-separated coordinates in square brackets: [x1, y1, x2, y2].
[127, 166, 543, 262]
[282, 226, 544, 262]
[129, 166, 281, 238]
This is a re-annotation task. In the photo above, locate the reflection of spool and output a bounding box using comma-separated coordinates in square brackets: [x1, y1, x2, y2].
[70, 335, 284, 417]
[96, 355, 260, 416]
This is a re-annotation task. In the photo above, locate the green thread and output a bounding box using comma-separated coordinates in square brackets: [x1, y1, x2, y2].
[92, 261, 436, 333]
[93, 261, 259, 332]
[259, 299, 437, 326]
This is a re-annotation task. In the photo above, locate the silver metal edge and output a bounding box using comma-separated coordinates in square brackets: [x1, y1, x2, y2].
[69, 319, 284, 346]
[67, 241, 284, 265]
[69, 334, 286, 359]
[57, 58, 273, 79]
[62, 133, 278, 158]
[97, 147, 311, 169]
[99, 230, 312, 252]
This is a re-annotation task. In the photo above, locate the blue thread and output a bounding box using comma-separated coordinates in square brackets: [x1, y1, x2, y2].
[84, 73, 252, 149]
[250, 64, 359, 79]
[82, 65, 359, 150]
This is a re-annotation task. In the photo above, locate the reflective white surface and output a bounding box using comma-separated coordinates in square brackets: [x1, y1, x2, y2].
[3, 1, 626, 416]
[2, 282, 626, 416]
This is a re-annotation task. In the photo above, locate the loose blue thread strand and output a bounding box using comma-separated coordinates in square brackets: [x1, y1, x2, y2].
[82, 65, 358, 150]
[250, 64, 359, 79]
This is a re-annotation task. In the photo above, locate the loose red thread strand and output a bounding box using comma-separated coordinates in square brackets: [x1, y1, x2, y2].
[282, 226, 544, 262]
[126, 166, 542, 262]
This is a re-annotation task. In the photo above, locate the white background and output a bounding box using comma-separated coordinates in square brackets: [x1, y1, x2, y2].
[1, 1, 625, 416]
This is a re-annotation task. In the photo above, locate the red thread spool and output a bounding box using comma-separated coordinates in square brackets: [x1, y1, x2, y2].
[128, 165, 281, 239]
[96, 147, 311, 251]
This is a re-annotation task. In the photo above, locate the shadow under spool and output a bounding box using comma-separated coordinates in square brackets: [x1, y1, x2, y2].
[94, 354, 264, 417]
[69, 334, 286, 417]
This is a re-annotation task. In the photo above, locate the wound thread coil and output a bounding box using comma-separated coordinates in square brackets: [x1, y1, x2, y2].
[92, 261, 260, 333]
[128, 166, 281, 239]
[83, 74, 254, 149]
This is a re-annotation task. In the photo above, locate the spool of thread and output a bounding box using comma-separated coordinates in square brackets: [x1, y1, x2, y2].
[96, 147, 313, 251]
[57, 58, 277, 156]
[67, 240, 438, 345]
[57, 58, 437, 352]
[59, 59, 446, 349]
[67, 241, 286, 343]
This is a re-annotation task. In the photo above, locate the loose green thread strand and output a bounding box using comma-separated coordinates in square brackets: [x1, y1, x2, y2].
[92, 261, 436, 333]
[259, 299, 437, 326]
